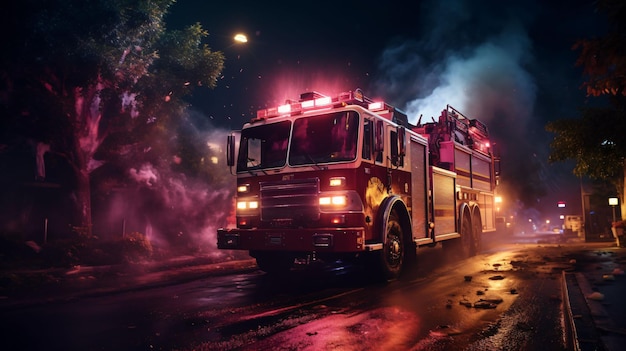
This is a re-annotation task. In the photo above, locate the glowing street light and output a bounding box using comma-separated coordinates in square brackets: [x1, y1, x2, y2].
[609, 197, 619, 223]
[234, 33, 248, 43]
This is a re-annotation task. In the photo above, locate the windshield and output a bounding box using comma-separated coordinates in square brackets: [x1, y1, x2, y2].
[289, 111, 359, 165]
[236, 111, 359, 172]
[237, 120, 290, 172]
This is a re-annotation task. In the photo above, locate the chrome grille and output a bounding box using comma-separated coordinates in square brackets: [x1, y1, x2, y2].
[260, 178, 319, 223]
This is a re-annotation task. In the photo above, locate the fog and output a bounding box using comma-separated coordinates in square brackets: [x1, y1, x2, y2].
[94, 112, 237, 258]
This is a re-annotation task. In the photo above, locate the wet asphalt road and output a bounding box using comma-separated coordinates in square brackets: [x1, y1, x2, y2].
[1, 232, 623, 350]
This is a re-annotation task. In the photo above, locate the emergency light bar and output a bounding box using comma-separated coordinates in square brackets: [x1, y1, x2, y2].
[368, 102, 385, 111]
[253, 88, 389, 121]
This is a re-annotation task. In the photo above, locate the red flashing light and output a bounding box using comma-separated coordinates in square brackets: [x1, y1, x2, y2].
[316, 96, 332, 106]
[277, 104, 291, 114]
[368, 102, 384, 111]
[254, 89, 386, 121]
[300, 96, 331, 108]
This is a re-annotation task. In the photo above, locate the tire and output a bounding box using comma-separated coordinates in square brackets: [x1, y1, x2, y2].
[378, 209, 404, 280]
[444, 213, 472, 260]
[253, 252, 294, 275]
[471, 213, 482, 256]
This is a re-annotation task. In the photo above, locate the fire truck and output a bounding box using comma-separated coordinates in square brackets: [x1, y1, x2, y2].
[217, 88, 499, 280]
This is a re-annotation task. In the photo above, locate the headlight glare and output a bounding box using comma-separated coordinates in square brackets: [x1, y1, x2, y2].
[237, 199, 259, 210]
[319, 195, 347, 206]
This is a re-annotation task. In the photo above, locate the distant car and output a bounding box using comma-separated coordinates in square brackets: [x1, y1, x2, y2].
[552, 227, 563, 234]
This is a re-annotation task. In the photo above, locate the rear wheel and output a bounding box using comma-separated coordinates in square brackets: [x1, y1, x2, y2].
[444, 214, 472, 260]
[471, 213, 482, 255]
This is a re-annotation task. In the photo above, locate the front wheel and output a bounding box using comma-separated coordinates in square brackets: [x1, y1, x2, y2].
[377, 209, 404, 281]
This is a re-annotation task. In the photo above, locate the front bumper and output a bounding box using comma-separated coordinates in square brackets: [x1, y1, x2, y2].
[217, 227, 365, 252]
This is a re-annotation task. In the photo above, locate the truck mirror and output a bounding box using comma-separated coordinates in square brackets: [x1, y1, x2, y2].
[226, 134, 236, 167]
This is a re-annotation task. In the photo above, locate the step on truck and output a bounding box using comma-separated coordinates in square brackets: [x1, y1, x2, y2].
[217, 88, 500, 280]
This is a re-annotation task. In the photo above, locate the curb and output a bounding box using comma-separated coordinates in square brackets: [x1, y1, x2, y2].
[563, 271, 626, 351]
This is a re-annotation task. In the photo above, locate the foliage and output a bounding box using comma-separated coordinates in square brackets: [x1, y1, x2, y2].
[573, 0, 626, 97]
[546, 107, 626, 180]
[546, 0, 626, 201]
[0, 0, 225, 234]
[41, 237, 90, 267]
[118, 232, 154, 263]
[0, 230, 154, 268]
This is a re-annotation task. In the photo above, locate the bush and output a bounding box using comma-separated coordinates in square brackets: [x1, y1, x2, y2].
[41, 237, 88, 267]
[2, 231, 154, 268]
[79, 232, 153, 265]
[119, 232, 153, 263]
[0, 232, 43, 268]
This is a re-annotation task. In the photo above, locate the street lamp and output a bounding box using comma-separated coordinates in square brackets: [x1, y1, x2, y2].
[234, 33, 248, 43]
[495, 196, 502, 213]
[609, 197, 619, 223]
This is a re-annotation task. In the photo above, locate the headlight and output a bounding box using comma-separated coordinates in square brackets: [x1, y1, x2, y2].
[318, 191, 364, 213]
[237, 200, 259, 210]
[319, 195, 347, 206]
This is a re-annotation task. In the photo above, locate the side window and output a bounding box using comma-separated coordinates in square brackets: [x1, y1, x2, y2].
[362, 119, 372, 160]
[375, 120, 384, 163]
[390, 129, 405, 167]
[390, 131, 399, 166]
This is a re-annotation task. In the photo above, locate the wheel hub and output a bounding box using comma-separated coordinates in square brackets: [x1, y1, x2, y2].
[387, 236, 402, 264]
[391, 240, 400, 254]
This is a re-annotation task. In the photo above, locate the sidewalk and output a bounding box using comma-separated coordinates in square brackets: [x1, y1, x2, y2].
[0, 256, 258, 309]
[562, 244, 626, 351]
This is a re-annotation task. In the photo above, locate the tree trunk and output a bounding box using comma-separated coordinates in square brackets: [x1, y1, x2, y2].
[75, 168, 92, 236]
[69, 83, 103, 237]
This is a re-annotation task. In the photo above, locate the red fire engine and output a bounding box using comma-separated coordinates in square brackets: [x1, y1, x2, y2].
[217, 88, 499, 280]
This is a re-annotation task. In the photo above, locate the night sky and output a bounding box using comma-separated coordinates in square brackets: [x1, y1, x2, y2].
[165, 0, 604, 221]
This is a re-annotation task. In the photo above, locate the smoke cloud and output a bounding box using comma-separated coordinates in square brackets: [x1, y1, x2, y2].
[372, 0, 550, 209]
[128, 162, 233, 256]
[402, 25, 535, 127]
[96, 112, 238, 259]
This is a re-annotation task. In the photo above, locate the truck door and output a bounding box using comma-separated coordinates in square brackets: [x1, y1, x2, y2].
[410, 136, 429, 239]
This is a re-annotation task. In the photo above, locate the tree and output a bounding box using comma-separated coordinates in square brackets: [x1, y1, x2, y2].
[0, 0, 224, 235]
[573, 0, 626, 98]
[546, 0, 626, 218]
